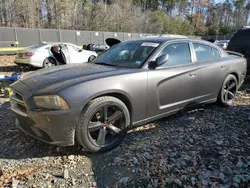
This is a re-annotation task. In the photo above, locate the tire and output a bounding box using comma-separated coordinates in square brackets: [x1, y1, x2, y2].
[43, 58, 57, 68]
[88, 55, 96, 63]
[4, 88, 11, 98]
[217, 74, 238, 107]
[76, 96, 130, 152]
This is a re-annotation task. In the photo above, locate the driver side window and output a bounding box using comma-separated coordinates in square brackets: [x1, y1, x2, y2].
[156, 43, 191, 67]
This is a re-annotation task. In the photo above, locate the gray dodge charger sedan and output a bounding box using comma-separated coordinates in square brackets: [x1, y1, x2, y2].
[10, 37, 247, 152]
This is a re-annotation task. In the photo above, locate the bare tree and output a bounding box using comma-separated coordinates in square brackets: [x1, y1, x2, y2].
[0, 0, 249, 35]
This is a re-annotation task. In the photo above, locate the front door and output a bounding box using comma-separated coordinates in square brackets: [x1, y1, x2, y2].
[147, 42, 199, 119]
[59, 44, 70, 64]
[66, 44, 83, 63]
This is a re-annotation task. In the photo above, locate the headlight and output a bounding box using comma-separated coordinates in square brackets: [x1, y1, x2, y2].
[34, 95, 69, 110]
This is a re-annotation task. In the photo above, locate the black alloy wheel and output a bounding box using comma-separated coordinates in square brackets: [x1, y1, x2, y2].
[88, 105, 125, 147]
[76, 96, 130, 152]
[218, 74, 237, 106]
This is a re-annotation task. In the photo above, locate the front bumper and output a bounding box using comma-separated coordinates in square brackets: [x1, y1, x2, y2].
[10, 94, 81, 146]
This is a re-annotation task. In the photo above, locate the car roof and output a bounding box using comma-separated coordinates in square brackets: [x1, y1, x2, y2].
[129, 37, 188, 43]
[24, 42, 79, 51]
[43, 42, 75, 46]
[128, 37, 214, 46]
[39, 42, 77, 46]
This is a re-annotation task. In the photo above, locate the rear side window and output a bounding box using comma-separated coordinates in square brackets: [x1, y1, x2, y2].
[193, 43, 214, 62]
[157, 43, 191, 67]
[212, 48, 220, 59]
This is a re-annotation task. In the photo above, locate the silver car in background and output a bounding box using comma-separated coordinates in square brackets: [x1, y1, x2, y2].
[15, 42, 98, 68]
[215, 40, 230, 50]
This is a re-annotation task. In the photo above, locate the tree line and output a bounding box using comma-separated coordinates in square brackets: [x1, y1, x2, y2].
[0, 0, 249, 36]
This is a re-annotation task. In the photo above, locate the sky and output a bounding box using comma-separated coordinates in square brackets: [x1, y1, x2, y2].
[214, 0, 226, 3]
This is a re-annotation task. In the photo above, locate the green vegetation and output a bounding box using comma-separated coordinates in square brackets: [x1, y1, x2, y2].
[0, 0, 249, 35]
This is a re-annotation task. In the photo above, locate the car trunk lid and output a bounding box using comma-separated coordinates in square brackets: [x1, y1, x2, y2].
[16, 49, 35, 58]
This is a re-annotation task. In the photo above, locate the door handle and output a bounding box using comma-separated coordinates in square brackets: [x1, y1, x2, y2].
[221, 65, 227, 68]
[189, 73, 196, 76]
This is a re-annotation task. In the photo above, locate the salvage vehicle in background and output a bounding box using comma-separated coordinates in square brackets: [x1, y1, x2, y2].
[204, 39, 217, 43]
[10, 37, 247, 152]
[215, 40, 229, 50]
[227, 26, 250, 75]
[14, 42, 97, 68]
[83, 44, 109, 55]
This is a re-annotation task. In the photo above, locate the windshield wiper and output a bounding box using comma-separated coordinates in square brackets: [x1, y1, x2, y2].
[95, 62, 117, 67]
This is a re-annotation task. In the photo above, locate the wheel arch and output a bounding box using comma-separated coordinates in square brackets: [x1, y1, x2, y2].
[44, 56, 58, 65]
[83, 91, 134, 123]
[48, 56, 57, 64]
[217, 71, 239, 101]
[228, 71, 239, 84]
[88, 55, 97, 62]
[98, 92, 133, 121]
[219, 71, 239, 91]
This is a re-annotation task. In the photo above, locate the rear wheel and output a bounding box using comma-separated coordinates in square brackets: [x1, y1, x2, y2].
[76, 96, 130, 152]
[217, 74, 238, 107]
[88, 55, 96, 63]
[43, 58, 56, 68]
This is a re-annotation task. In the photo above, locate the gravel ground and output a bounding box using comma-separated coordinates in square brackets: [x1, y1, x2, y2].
[0, 55, 36, 76]
[0, 55, 250, 188]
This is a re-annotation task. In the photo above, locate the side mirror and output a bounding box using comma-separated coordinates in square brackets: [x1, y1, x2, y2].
[148, 54, 169, 69]
[78, 49, 83, 52]
[156, 54, 169, 67]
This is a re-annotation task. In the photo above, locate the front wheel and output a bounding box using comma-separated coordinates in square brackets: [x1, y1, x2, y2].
[217, 74, 238, 107]
[88, 55, 96, 63]
[76, 96, 130, 152]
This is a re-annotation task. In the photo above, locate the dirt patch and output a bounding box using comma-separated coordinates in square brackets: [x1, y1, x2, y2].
[0, 55, 24, 76]
[0, 55, 16, 67]
[0, 55, 36, 78]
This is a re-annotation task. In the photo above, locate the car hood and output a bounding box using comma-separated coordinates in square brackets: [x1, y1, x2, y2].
[12, 63, 137, 94]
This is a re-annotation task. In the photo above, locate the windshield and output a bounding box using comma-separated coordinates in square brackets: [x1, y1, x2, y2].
[93, 41, 160, 68]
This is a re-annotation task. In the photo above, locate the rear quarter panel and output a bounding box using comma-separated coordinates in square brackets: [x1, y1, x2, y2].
[225, 56, 247, 85]
[194, 57, 235, 100]
[30, 51, 50, 67]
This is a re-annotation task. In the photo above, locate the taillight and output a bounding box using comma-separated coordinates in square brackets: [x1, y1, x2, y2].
[26, 52, 35, 56]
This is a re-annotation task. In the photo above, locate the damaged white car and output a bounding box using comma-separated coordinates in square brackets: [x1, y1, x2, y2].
[15, 42, 98, 68]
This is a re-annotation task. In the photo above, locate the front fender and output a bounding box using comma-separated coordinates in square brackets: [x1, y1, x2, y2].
[61, 81, 133, 109]
[59, 72, 148, 123]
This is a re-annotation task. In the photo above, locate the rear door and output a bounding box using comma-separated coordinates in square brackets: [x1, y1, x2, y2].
[190, 42, 226, 102]
[147, 42, 199, 118]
